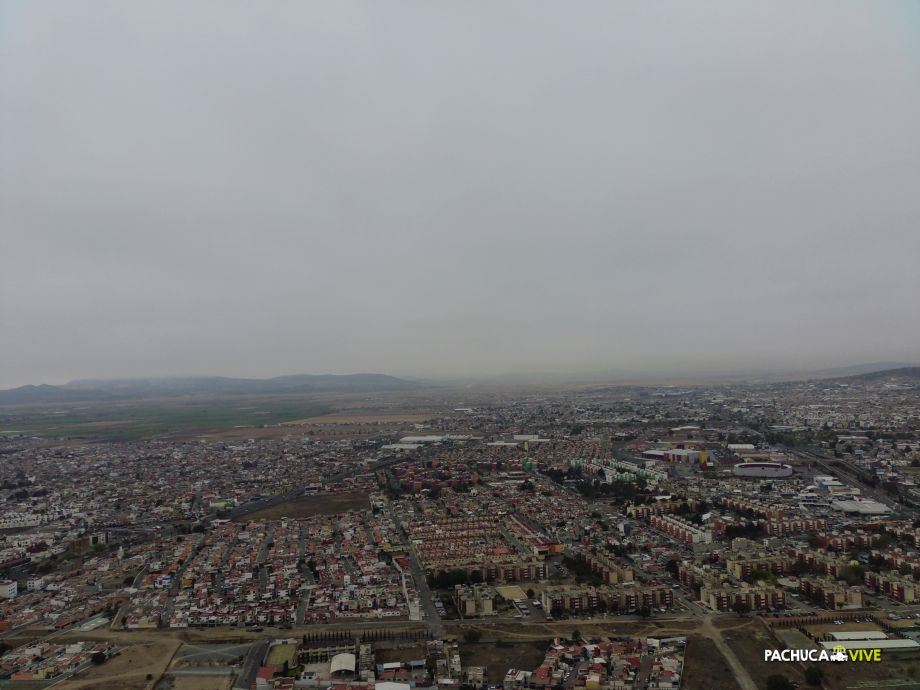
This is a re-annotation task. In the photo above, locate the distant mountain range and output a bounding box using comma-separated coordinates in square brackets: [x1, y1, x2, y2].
[0, 373, 424, 405]
[3, 363, 918, 406]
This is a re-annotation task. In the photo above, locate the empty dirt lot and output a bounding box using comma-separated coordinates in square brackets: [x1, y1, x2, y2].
[681, 635, 741, 690]
[237, 491, 370, 521]
[285, 412, 436, 425]
[55, 634, 181, 690]
[462, 640, 550, 682]
[722, 620, 806, 690]
[159, 675, 233, 690]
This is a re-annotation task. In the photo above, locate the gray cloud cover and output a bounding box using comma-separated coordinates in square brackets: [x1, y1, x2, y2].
[2, 1, 919, 387]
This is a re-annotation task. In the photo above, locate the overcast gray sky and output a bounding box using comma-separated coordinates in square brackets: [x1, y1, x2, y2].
[2, 1, 920, 388]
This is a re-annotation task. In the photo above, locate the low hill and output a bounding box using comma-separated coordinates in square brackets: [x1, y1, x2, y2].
[842, 366, 920, 382]
[807, 361, 919, 378]
[0, 373, 423, 405]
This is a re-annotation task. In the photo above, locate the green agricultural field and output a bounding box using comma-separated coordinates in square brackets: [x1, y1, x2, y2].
[0, 397, 332, 441]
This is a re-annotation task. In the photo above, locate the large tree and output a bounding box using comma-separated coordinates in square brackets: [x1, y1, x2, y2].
[766, 674, 795, 690]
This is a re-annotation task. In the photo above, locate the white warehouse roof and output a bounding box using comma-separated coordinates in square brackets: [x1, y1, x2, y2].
[820, 639, 919, 650]
[330, 652, 356, 675]
[830, 631, 888, 641]
[831, 499, 891, 515]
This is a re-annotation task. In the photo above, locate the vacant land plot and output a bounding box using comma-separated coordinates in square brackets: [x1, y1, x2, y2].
[195, 426, 313, 441]
[714, 615, 755, 629]
[803, 620, 884, 637]
[239, 492, 369, 521]
[374, 645, 428, 664]
[0, 628, 46, 647]
[463, 618, 695, 642]
[461, 640, 549, 682]
[172, 642, 253, 667]
[178, 624, 427, 645]
[164, 676, 233, 690]
[286, 412, 435, 425]
[496, 585, 527, 600]
[722, 621, 806, 690]
[2, 398, 331, 441]
[681, 636, 741, 690]
[819, 653, 920, 689]
[57, 637, 181, 690]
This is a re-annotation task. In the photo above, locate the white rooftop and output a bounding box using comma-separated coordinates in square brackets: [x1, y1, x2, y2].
[821, 639, 919, 650]
[830, 631, 888, 640]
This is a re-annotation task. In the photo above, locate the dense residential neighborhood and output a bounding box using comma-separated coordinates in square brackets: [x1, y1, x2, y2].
[2, 367, 920, 688]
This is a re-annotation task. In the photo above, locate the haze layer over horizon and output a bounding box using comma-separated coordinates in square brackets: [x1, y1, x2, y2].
[2, 1, 920, 387]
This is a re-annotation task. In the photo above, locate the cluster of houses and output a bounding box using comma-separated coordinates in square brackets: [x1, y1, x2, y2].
[0, 640, 115, 682]
[504, 637, 685, 690]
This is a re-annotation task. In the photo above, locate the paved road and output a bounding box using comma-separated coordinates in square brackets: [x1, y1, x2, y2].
[234, 639, 269, 690]
[635, 652, 653, 690]
[388, 503, 445, 638]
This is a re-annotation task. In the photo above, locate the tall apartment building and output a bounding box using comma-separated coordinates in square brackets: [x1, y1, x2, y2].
[725, 553, 794, 579]
[577, 550, 635, 585]
[764, 518, 829, 537]
[541, 585, 673, 614]
[718, 496, 787, 520]
[453, 584, 497, 617]
[698, 583, 785, 612]
[864, 571, 920, 604]
[798, 576, 863, 609]
[791, 548, 851, 578]
[0, 580, 17, 599]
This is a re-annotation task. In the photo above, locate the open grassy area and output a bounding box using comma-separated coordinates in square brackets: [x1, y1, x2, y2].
[264, 641, 297, 667]
[238, 491, 370, 521]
